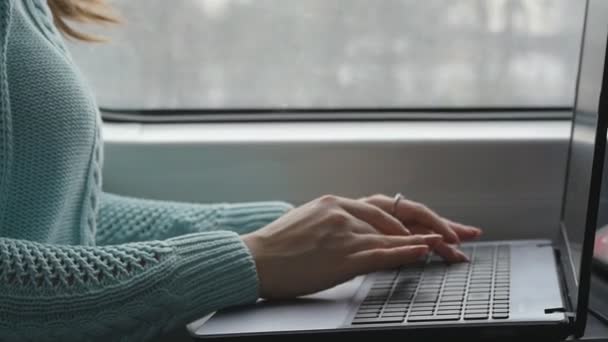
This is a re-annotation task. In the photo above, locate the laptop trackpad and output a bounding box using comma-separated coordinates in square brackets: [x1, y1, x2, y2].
[191, 276, 365, 337]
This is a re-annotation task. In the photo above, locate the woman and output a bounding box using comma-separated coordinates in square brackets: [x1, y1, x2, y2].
[0, 0, 482, 341]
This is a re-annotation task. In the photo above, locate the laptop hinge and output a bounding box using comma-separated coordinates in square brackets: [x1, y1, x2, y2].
[544, 307, 576, 318]
[552, 246, 577, 328]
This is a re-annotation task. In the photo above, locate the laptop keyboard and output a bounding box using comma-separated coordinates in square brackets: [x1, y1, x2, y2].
[352, 244, 510, 325]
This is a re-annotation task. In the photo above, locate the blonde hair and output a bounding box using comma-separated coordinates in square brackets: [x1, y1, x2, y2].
[47, 0, 119, 42]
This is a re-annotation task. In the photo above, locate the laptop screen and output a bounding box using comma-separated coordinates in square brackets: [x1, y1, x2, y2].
[560, 0, 608, 334]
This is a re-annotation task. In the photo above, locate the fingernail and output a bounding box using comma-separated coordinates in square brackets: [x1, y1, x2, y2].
[470, 228, 482, 235]
[403, 227, 412, 235]
[423, 235, 442, 247]
[460, 251, 470, 262]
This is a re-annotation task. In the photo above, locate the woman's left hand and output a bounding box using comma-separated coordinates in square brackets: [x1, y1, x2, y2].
[360, 194, 483, 263]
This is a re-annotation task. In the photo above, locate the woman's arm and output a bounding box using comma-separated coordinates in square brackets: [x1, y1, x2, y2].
[0, 231, 259, 342]
[96, 192, 293, 245]
[1, 194, 479, 341]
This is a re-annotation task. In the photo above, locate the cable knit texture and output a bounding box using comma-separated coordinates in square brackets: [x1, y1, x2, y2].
[0, 0, 293, 341]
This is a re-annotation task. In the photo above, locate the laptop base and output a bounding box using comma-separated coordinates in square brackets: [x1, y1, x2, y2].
[189, 240, 570, 340]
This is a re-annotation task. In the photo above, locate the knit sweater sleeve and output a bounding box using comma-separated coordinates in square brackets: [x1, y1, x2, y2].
[0, 231, 261, 341]
[96, 192, 293, 245]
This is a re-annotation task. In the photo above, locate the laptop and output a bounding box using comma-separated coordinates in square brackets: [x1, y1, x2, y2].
[188, 0, 608, 339]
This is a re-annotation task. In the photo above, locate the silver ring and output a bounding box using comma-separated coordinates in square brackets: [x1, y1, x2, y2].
[392, 193, 404, 215]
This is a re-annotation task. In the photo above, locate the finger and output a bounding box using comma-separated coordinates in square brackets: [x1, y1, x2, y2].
[363, 195, 460, 244]
[349, 234, 443, 253]
[445, 219, 483, 241]
[434, 242, 469, 263]
[408, 225, 469, 263]
[348, 245, 430, 275]
[349, 217, 381, 235]
[339, 197, 411, 236]
[361, 194, 392, 210]
[398, 200, 460, 244]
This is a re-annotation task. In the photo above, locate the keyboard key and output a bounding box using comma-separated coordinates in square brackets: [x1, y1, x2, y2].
[355, 313, 379, 318]
[385, 304, 410, 310]
[468, 288, 491, 293]
[466, 302, 490, 308]
[408, 315, 461, 322]
[411, 303, 435, 308]
[414, 297, 438, 303]
[394, 286, 417, 292]
[468, 293, 490, 301]
[361, 304, 384, 309]
[417, 291, 440, 296]
[444, 286, 466, 292]
[421, 277, 444, 281]
[396, 278, 418, 283]
[464, 313, 489, 320]
[470, 281, 492, 286]
[409, 311, 434, 316]
[447, 269, 469, 274]
[437, 310, 461, 315]
[438, 305, 462, 310]
[472, 274, 492, 278]
[466, 306, 489, 310]
[466, 305, 489, 310]
[381, 312, 406, 318]
[357, 308, 381, 313]
[411, 306, 435, 312]
[492, 309, 509, 315]
[442, 293, 465, 299]
[360, 302, 383, 307]
[465, 309, 489, 314]
[371, 287, 392, 292]
[440, 296, 464, 302]
[492, 313, 509, 319]
[417, 290, 440, 295]
[391, 294, 414, 300]
[444, 284, 467, 289]
[423, 275, 444, 280]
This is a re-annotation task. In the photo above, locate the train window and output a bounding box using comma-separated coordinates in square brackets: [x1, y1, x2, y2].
[68, 0, 584, 117]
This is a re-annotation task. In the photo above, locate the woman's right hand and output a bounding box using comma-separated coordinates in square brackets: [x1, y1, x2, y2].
[241, 195, 443, 300]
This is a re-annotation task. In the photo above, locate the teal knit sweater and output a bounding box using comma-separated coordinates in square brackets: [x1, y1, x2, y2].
[0, 0, 293, 341]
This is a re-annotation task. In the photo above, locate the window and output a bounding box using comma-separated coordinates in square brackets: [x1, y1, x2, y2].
[68, 0, 584, 113]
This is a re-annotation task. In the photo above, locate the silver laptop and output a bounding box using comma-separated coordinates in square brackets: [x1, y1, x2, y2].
[188, 0, 608, 339]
